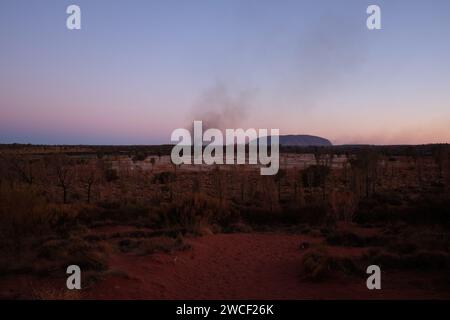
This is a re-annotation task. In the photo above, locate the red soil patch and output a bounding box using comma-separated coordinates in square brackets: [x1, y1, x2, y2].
[84, 233, 449, 300]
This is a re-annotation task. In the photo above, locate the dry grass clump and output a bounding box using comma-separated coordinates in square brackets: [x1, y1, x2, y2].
[362, 248, 450, 271]
[326, 230, 385, 247]
[78, 201, 150, 225]
[118, 234, 190, 255]
[227, 222, 253, 233]
[37, 237, 109, 273]
[155, 194, 235, 234]
[355, 193, 450, 227]
[300, 246, 332, 281]
[0, 253, 34, 275]
[300, 245, 361, 281]
[0, 185, 51, 249]
[29, 283, 82, 300]
[137, 236, 191, 255]
[0, 186, 107, 277]
[301, 245, 449, 282]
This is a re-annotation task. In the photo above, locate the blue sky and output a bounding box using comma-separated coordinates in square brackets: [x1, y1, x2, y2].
[1, 0, 449, 144]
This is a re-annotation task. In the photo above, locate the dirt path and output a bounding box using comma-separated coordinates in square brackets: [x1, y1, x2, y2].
[85, 233, 448, 300]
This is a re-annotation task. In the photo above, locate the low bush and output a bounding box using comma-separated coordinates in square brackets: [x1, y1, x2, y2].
[362, 249, 450, 271]
[300, 246, 362, 281]
[118, 235, 190, 255]
[155, 194, 235, 233]
[37, 237, 109, 272]
[300, 246, 332, 281]
[326, 230, 384, 247]
[0, 185, 51, 250]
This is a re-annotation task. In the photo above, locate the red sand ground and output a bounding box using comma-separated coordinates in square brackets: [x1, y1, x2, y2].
[84, 233, 449, 300]
[1, 231, 448, 299]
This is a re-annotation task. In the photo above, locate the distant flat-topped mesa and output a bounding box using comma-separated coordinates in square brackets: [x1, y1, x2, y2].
[258, 135, 332, 146]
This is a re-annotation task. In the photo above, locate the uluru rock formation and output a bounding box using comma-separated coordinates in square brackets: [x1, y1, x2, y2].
[258, 135, 332, 146]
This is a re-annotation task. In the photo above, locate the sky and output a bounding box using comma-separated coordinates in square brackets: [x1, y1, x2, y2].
[0, 0, 449, 145]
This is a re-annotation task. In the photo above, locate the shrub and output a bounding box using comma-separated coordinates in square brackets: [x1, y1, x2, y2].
[0, 185, 51, 249]
[302, 165, 330, 188]
[387, 241, 418, 255]
[30, 285, 81, 300]
[300, 246, 333, 281]
[362, 249, 450, 271]
[131, 152, 147, 162]
[155, 194, 234, 233]
[37, 237, 108, 272]
[104, 168, 119, 182]
[355, 193, 450, 226]
[137, 235, 190, 255]
[82, 202, 150, 224]
[152, 171, 175, 184]
[118, 235, 190, 255]
[300, 246, 362, 281]
[326, 230, 384, 247]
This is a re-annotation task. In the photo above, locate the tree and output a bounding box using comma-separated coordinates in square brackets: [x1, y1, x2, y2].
[212, 166, 225, 206]
[293, 169, 304, 207]
[4, 154, 36, 185]
[432, 145, 448, 180]
[51, 155, 75, 204]
[150, 157, 156, 172]
[79, 161, 100, 203]
[411, 147, 424, 187]
[132, 151, 147, 163]
[274, 169, 286, 202]
[349, 148, 379, 198]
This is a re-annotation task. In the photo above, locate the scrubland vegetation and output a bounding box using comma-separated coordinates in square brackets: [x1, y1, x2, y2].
[0, 144, 449, 298]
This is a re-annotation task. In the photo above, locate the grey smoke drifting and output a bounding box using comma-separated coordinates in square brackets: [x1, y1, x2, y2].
[190, 83, 254, 131]
[188, 14, 368, 138]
